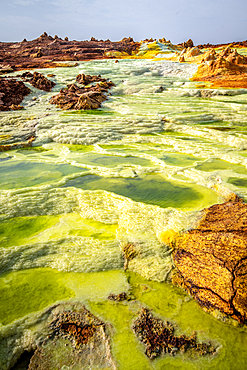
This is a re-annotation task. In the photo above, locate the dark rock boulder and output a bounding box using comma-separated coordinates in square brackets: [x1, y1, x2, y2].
[0, 77, 31, 111]
[18, 71, 55, 91]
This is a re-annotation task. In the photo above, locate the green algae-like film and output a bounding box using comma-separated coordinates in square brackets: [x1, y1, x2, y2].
[0, 215, 61, 248]
[0, 160, 86, 189]
[0, 268, 74, 325]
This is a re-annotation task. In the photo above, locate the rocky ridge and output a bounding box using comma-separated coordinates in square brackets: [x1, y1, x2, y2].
[0, 32, 140, 72]
[190, 46, 247, 88]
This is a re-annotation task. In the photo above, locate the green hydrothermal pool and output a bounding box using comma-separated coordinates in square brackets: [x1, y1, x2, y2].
[0, 160, 86, 189]
[73, 153, 152, 167]
[62, 173, 219, 210]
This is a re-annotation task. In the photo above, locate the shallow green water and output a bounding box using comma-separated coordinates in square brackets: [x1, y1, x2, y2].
[62, 173, 218, 210]
[1, 59, 247, 369]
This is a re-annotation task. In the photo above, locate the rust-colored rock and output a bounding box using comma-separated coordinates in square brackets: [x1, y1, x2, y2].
[76, 73, 107, 85]
[172, 196, 247, 323]
[133, 308, 215, 360]
[121, 242, 138, 270]
[17, 71, 55, 91]
[50, 74, 115, 110]
[0, 77, 31, 111]
[182, 39, 194, 48]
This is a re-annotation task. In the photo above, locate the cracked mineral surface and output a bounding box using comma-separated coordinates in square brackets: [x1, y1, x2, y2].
[173, 196, 247, 323]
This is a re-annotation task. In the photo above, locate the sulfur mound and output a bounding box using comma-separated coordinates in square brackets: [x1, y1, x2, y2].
[191, 47, 247, 88]
[172, 196, 247, 323]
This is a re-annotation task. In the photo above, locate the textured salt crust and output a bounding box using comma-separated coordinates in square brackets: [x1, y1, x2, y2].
[0, 185, 199, 281]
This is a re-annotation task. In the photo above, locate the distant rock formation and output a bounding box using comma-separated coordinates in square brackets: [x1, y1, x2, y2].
[0, 33, 140, 71]
[191, 46, 247, 88]
[182, 39, 194, 48]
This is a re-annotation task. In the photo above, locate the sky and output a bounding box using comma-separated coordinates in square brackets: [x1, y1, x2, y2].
[0, 0, 246, 45]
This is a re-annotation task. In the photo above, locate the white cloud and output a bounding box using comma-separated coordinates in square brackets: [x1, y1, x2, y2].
[13, 0, 41, 5]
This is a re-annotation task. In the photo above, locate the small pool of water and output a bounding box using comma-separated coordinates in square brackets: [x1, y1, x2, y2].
[62, 173, 219, 210]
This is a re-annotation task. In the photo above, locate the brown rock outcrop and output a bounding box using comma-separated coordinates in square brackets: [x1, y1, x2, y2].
[76, 73, 107, 85]
[50, 74, 115, 110]
[182, 39, 194, 48]
[17, 71, 56, 91]
[172, 196, 247, 323]
[0, 77, 31, 111]
[185, 47, 201, 57]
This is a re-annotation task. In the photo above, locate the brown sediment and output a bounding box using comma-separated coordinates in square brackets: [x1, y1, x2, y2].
[0, 136, 35, 151]
[132, 308, 216, 360]
[0, 76, 31, 111]
[49, 74, 115, 110]
[47, 307, 103, 347]
[171, 196, 247, 323]
[108, 292, 129, 301]
[29, 304, 116, 370]
[0, 33, 140, 72]
[121, 242, 138, 270]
